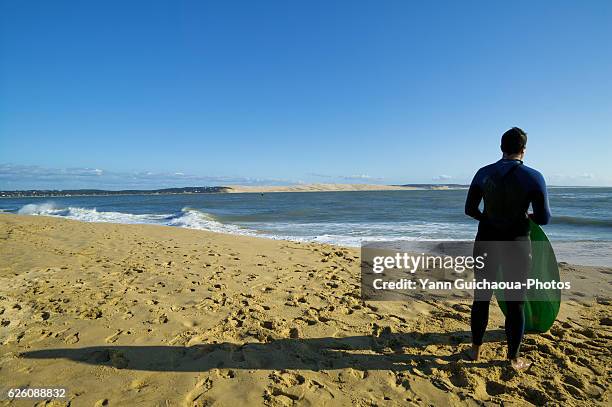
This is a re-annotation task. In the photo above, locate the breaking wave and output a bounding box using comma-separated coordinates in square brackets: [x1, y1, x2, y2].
[14, 203, 465, 247]
[16, 203, 251, 236]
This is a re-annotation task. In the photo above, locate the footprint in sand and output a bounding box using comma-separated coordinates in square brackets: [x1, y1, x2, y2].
[129, 378, 148, 391]
[265, 387, 301, 405]
[520, 386, 551, 405]
[485, 380, 511, 396]
[216, 369, 236, 379]
[184, 377, 214, 407]
[105, 329, 123, 343]
[64, 332, 79, 344]
[79, 307, 102, 320]
[599, 316, 612, 326]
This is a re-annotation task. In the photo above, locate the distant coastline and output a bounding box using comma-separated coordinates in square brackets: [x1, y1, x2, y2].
[2, 183, 610, 198]
[0, 186, 231, 198]
[0, 183, 471, 198]
[226, 183, 428, 193]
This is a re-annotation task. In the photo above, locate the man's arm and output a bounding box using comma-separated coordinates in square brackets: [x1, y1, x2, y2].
[465, 172, 483, 221]
[529, 173, 551, 225]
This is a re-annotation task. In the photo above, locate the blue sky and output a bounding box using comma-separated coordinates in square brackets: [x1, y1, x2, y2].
[1, 0, 611, 189]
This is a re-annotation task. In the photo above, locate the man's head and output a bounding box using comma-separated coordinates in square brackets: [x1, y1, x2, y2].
[501, 127, 527, 159]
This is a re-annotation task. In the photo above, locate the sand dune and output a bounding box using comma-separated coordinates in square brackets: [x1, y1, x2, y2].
[226, 183, 420, 193]
[0, 214, 610, 406]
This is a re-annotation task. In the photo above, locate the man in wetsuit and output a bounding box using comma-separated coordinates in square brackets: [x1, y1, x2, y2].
[465, 127, 551, 370]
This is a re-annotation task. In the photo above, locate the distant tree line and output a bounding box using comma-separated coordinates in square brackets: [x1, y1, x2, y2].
[0, 186, 231, 198]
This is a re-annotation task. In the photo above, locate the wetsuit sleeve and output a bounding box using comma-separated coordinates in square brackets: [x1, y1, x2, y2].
[465, 171, 483, 221]
[529, 172, 551, 225]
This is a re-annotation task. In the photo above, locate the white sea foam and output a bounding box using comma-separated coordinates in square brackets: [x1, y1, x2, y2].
[241, 221, 474, 245]
[14, 202, 474, 247]
[11, 202, 612, 264]
[17, 202, 167, 224]
[15, 203, 259, 238]
[166, 208, 254, 236]
[18, 202, 60, 215]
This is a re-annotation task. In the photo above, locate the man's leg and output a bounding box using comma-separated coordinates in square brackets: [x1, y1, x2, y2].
[504, 300, 525, 359]
[502, 238, 531, 370]
[470, 300, 490, 360]
[470, 239, 495, 360]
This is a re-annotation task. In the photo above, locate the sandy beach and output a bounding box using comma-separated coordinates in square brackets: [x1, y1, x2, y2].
[0, 214, 610, 406]
[225, 184, 420, 193]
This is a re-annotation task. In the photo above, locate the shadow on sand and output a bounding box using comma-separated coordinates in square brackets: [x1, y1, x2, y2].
[21, 330, 508, 372]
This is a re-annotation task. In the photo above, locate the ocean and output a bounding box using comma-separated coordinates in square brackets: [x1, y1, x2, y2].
[1, 188, 611, 266]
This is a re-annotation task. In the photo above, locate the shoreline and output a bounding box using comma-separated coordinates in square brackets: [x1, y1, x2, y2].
[3, 213, 609, 268]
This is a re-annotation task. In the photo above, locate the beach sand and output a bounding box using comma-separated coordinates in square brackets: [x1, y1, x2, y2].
[0, 214, 610, 406]
[225, 184, 420, 193]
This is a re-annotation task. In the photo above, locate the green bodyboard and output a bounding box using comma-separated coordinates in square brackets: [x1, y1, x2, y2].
[497, 220, 561, 333]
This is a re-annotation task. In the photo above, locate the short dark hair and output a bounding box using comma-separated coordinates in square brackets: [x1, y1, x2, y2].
[501, 127, 527, 154]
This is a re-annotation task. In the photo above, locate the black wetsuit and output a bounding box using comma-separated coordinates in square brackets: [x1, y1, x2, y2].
[465, 158, 551, 359]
